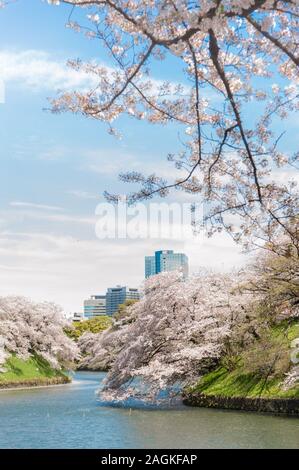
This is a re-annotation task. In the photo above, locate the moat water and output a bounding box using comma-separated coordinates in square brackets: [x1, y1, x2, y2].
[0, 371, 298, 448]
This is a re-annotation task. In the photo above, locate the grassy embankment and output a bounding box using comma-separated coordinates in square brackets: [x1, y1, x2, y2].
[189, 321, 299, 399]
[0, 355, 70, 389]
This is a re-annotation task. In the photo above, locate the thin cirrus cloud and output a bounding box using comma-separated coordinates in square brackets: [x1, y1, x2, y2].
[9, 201, 64, 211]
[65, 189, 99, 200]
[82, 148, 184, 181]
[6, 207, 95, 226]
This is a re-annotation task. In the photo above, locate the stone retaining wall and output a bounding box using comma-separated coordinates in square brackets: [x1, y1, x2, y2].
[183, 392, 299, 415]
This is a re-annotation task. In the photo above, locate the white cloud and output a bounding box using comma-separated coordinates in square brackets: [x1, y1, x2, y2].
[65, 190, 99, 200]
[4, 208, 95, 226]
[0, 49, 100, 92]
[271, 168, 299, 185]
[10, 201, 63, 211]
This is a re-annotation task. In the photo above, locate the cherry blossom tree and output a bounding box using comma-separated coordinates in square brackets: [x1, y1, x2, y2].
[77, 301, 139, 370]
[91, 271, 247, 402]
[240, 239, 299, 390]
[42, 0, 299, 250]
[78, 330, 118, 370]
[80, 260, 298, 400]
[0, 296, 79, 370]
[242, 240, 299, 321]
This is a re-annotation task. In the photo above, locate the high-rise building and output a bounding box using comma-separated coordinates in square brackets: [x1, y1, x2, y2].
[145, 255, 156, 279]
[84, 295, 106, 319]
[106, 286, 140, 316]
[145, 250, 189, 278]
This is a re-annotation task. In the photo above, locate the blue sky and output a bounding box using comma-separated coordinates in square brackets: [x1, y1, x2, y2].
[0, 0, 297, 313]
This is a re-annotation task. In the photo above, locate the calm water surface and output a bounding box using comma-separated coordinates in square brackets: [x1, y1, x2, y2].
[0, 371, 298, 449]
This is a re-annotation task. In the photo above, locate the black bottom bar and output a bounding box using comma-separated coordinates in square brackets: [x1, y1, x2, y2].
[0, 449, 297, 466]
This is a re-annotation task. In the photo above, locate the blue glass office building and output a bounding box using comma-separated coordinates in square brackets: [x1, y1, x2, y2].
[145, 250, 189, 278]
[106, 286, 140, 316]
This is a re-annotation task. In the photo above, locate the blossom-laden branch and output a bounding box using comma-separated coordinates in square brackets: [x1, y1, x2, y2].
[37, 2, 299, 247]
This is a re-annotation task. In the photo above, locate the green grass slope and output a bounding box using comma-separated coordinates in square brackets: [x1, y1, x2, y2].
[0, 355, 70, 388]
[189, 321, 299, 399]
[190, 365, 299, 399]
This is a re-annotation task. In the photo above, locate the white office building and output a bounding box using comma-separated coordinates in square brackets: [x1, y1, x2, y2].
[84, 295, 106, 319]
